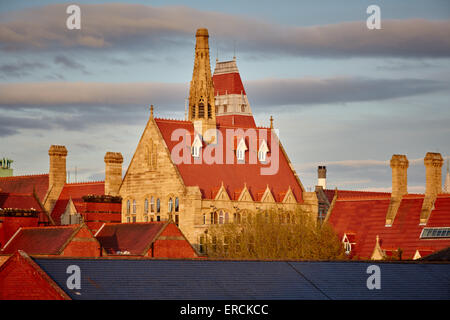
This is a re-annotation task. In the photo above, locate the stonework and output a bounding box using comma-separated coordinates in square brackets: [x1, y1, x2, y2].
[44, 145, 67, 212]
[104, 152, 123, 196]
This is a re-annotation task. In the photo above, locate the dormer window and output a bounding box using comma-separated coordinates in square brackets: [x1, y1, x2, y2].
[342, 233, 356, 255]
[236, 138, 247, 162]
[258, 139, 269, 162]
[192, 134, 202, 158]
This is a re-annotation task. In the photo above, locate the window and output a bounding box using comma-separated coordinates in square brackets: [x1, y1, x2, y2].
[133, 200, 136, 214]
[175, 214, 179, 227]
[225, 212, 229, 224]
[420, 227, 450, 239]
[198, 103, 205, 118]
[344, 242, 352, 255]
[234, 212, 241, 223]
[241, 104, 246, 112]
[203, 214, 206, 225]
[258, 140, 269, 162]
[223, 105, 227, 113]
[156, 198, 160, 213]
[207, 104, 212, 119]
[151, 196, 155, 213]
[144, 215, 148, 222]
[236, 138, 247, 162]
[192, 134, 202, 158]
[144, 198, 149, 214]
[126, 200, 130, 215]
[199, 235, 206, 253]
[156, 215, 160, 222]
[126, 216, 130, 223]
[175, 197, 179, 212]
[132, 216, 136, 223]
[219, 211, 224, 224]
[168, 198, 173, 213]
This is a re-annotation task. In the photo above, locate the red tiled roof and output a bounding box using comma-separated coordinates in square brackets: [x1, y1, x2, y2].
[155, 118, 303, 202]
[2, 225, 78, 255]
[0, 192, 41, 211]
[328, 194, 450, 260]
[95, 222, 166, 255]
[216, 115, 256, 128]
[213, 72, 246, 95]
[0, 174, 49, 202]
[51, 182, 105, 224]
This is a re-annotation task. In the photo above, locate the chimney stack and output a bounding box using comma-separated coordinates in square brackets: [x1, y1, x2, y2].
[317, 166, 327, 189]
[48, 145, 67, 188]
[390, 154, 409, 198]
[104, 152, 123, 196]
[424, 152, 443, 198]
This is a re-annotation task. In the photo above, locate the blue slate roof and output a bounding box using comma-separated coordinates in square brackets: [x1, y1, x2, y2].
[34, 258, 450, 300]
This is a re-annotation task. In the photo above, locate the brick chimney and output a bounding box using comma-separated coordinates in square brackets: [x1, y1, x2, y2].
[44, 145, 68, 212]
[420, 152, 443, 225]
[390, 154, 409, 198]
[386, 154, 409, 226]
[104, 152, 123, 196]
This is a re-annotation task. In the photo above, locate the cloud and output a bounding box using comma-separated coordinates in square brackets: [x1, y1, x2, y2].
[0, 60, 46, 78]
[0, 4, 449, 58]
[0, 76, 446, 109]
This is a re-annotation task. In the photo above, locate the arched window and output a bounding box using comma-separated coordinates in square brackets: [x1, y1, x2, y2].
[225, 212, 229, 224]
[150, 196, 155, 213]
[219, 211, 224, 224]
[223, 105, 227, 113]
[168, 198, 173, 213]
[132, 200, 136, 214]
[175, 197, 179, 212]
[198, 103, 205, 118]
[234, 212, 241, 223]
[126, 200, 130, 215]
[207, 104, 212, 119]
[156, 198, 160, 213]
[203, 214, 206, 225]
[144, 198, 149, 214]
[199, 235, 206, 253]
[241, 104, 246, 113]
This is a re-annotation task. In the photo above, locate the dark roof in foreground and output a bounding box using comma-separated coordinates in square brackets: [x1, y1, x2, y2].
[421, 246, 450, 261]
[34, 258, 450, 300]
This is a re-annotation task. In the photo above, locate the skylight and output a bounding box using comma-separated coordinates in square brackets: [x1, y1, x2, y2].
[420, 227, 450, 239]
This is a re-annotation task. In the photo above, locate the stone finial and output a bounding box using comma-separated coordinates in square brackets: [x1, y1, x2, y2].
[150, 105, 154, 119]
[270, 115, 273, 129]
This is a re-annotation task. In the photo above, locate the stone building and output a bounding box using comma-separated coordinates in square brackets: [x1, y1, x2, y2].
[119, 28, 317, 250]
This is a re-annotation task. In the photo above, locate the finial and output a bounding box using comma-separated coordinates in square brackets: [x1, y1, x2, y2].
[270, 115, 273, 129]
[150, 105, 154, 119]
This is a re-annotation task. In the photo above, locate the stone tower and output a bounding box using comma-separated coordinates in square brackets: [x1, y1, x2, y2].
[188, 28, 217, 143]
[390, 154, 409, 198]
[104, 152, 123, 196]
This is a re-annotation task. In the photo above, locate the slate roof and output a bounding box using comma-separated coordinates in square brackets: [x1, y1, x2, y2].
[0, 192, 41, 211]
[33, 258, 450, 300]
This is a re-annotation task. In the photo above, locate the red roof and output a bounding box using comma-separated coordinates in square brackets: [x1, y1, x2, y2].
[216, 115, 256, 128]
[0, 192, 42, 211]
[95, 222, 167, 255]
[328, 193, 450, 259]
[0, 174, 49, 202]
[155, 118, 303, 202]
[1, 225, 79, 255]
[213, 72, 246, 95]
[51, 182, 105, 224]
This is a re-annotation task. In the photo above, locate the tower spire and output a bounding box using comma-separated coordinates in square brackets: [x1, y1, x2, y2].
[188, 28, 217, 143]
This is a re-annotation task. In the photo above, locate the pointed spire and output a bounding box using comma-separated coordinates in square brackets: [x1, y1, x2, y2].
[150, 105, 154, 119]
[270, 115, 273, 129]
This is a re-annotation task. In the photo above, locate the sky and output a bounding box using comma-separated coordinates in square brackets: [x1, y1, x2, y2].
[0, 0, 449, 193]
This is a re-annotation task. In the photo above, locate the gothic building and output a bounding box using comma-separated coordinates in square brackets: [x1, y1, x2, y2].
[118, 28, 318, 249]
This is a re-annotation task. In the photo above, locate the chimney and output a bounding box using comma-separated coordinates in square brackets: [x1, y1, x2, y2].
[317, 166, 327, 189]
[104, 152, 123, 196]
[385, 154, 408, 226]
[44, 145, 68, 212]
[390, 154, 409, 198]
[48, 145, 67, 188]
[424, 152, 443, 197]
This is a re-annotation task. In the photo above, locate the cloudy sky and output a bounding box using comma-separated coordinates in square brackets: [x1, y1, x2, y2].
[0, 0, 449, 193]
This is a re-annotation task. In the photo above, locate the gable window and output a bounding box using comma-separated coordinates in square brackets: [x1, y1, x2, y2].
[175, 197, 179, 212]
[192, 134, 202, 158]
[342, 233, 356, 255]
[168, 198, 173, 213]
[126, 200, 131, 215]
[156, 198, 161, 213]
[258, 140, 269, 162]
[219, 210, 224, 224]
[344, 241, 352, 254]
[133, 200, 136, 214]
[236, 138, 247, 162]
[144, 198, 149, 214]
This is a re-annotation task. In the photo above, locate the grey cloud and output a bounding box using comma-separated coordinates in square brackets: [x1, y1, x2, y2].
[0, 61, 46, 78]
[0, 4, 449, 58]
[0, 77, 446, 110]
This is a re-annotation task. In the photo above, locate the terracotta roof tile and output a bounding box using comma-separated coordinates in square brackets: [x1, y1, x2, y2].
[0, 174, 49, 202]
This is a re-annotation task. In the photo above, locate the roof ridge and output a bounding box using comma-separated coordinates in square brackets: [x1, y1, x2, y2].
[65, 181, 105, 186]
[0, 173, 48, 180]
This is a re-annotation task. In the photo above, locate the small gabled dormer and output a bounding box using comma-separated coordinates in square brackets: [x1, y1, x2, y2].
[342, 233, 356, 255]
[236, 138, 247, 162]
[258, 139, 269, 162]
[192, 134, 202, 158]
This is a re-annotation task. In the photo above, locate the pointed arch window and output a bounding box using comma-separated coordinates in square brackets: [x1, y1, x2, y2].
[150, 196, 155, 213]
[207, 104, 212, 119]
[132, 200, 136, 214]
[168, 198, 173, 213]
[126, 200, 131, 215]
[175, 197, 179, 212]
[156, 198, 161, 213]
[198, 103, 205, 118]
[144, 198, 149, 214]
